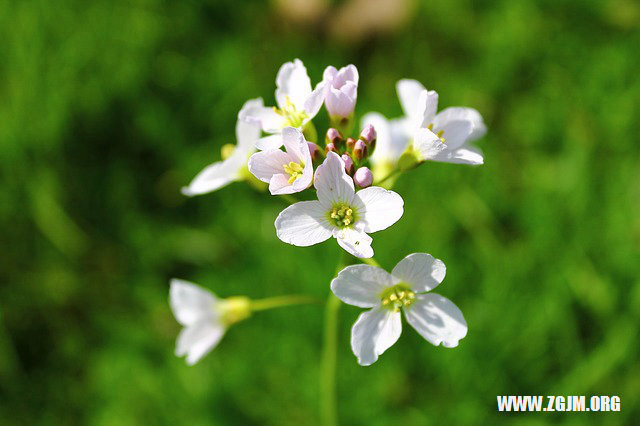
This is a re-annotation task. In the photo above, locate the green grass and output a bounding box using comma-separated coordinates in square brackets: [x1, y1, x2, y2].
[1, 0, 639, 424]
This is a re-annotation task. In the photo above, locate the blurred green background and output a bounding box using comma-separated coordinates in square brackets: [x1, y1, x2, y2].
[2, 0, 639, 424]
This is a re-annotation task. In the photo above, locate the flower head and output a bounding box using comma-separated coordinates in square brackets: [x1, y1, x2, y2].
[396, 79, 487, 165]
[182, 99, 261, 196]
[274, 152, 403, 258]
[323, 65, 359, 119]
[169, 279, 251, 365]
[248, 127, 313, 194]
[240, 59, 325, 150]
[331, 253, 467, 366]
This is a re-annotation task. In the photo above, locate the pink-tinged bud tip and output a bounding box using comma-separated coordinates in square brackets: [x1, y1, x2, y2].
[308, 142, 321, 161]
[353, 140, 367, 160]
[326, 128, 343, 144]
[341, 154, 354, 175]
[346, 137, 356, 150]
[360, 124, 376, 143]
[353, 167, 373, 188]
[325, 142, 338, 154]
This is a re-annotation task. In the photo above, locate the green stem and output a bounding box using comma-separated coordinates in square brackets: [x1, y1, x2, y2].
[321, 293, 340, 426]
[279, 194, 299, 205]
[361, 257, 381, 267]
[374, 168, 401, 187]
[250, 295, 319, 312]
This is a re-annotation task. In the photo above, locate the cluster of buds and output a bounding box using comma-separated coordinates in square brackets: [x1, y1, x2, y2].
[323, 124, 377, 187]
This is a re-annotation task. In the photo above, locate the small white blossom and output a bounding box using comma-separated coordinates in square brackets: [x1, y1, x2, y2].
[248, 127, 313, 195]
[240, 59, 325, 150]
[331, 253, 467, 366]
[362, 79, 486, 172]
[169, 279, 250, 365]
[322, 64, 359, 119]
[274, 152, 403, 258]
[182, 99, 261, 196]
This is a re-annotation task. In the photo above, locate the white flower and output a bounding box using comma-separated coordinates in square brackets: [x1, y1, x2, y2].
[248, 127, 313, 195]
[331, 253, 467, 366]
[240, 59, 325, 150]
[322, 64, 358, 118]
[274, 152, 403, 258]
[169, 279, 250, 365]
[397, 79, 487, 165]
[362, 79, 486, 172]
[182, 99, 261, 196]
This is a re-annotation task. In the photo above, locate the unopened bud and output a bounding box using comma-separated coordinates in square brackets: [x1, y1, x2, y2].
[353, 140, 367, 160]
[359, 124, 377, 144]
[325, 142, 338, 154]
[325, 128, 343, 146]
[341, 154, 355, 175]
[346, 137, 356, 151]
[307, 142, 322, 162]
[353, 167, 373, 188]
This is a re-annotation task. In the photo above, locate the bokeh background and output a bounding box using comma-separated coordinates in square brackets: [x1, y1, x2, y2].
[2, 0, 639, 424]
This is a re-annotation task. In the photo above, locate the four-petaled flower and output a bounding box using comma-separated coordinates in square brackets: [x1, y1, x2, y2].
[170, 279, 251, 365]
[240, 59, 325, 150]
[275, 151, 403, 258]
[323, 64, 359, 119]
[248, 127, 313, 195]
[331, 253, 467, 366]
[182, 98, 261, 196]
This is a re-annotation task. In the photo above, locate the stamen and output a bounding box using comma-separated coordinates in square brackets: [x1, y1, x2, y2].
[380, 284, 416, 311]
[283, 161, 305, 184]
[327, 203, 357, 228]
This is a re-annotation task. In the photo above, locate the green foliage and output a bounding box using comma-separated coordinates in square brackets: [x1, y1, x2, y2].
[1, 0, 639, 424]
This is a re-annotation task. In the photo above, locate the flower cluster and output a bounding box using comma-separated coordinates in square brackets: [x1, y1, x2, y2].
[173, 59, 486, 366]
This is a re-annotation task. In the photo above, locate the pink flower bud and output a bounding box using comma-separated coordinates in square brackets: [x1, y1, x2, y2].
[325, 128, 343, 145]
[341, 154, 355, 175]
[308, 142, 322, 161]
[323, 65, 359, 118]
[325, 142, 338, 154]
[353, 140, 366, 160]
[353, 167, 373, 188]
[346, 137, 356, 151]
[359, 124, 376, 144]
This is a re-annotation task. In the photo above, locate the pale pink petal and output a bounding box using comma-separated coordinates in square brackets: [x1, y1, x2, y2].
[248, 149, 291, 183]
[314, 152, 355, 208]
[275, 201, 334, 246]
[275, 59, 312, 110]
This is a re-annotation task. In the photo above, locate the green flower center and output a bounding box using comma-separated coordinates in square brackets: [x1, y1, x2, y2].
[380, 284, 416, 311]
[427, 123, 446, 143]
[328, 203, 357, 228]
[283, 161, 305, 184]
[273, 96, 308, 128]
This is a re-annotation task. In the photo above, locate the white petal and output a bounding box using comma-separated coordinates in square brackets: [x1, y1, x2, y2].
[238, 98, 285, 134]
[256, 134, 284, 150]
[275, 201, 333, 247]
[404, 293, 467, 348]
[331, 264, 395, 308]
[248, 149, 291, 183]
[268, 173, 294, 194]
[433, 107, 486, 141]
[275, 58, 312, 110]
[176, 320, 225, 365]
[415, 89, 439, 128]
[432, 146, 484, 165]
[432, 119, 473, 150]
[323, 65, 338, 81]
[303, 81, 326, 119]
[351, 307, 402, 366]
[413, 127, 447, 160]
[391, 253, 446, 292]
[339, 64, 359, 85]
[181, 150, 246, 196]
[314, 152, 355, 208]
[282, 127, 306, 161]
[396, 79, 425, 120]
[336, 228, 374, 258]
[353, 187, 404, 233]
[169, 279, 218, 326]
